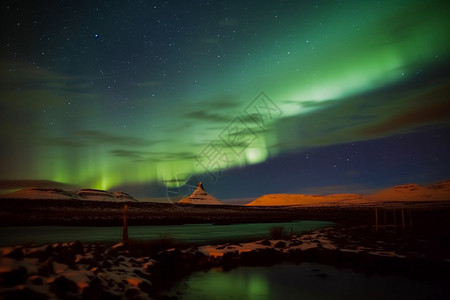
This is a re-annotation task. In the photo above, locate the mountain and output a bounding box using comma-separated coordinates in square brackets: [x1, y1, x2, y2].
[77, 189, 138, 202]
[0, 187, 80, 200]
[178, 182, 224, 205]
[1, 187, 138, 202]
[246, 193, 367, 206]
[367, 181, 450, 202]
[246, 180, 450, 206]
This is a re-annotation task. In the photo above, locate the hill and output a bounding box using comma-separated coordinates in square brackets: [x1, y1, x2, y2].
[246, 180, 450, 206]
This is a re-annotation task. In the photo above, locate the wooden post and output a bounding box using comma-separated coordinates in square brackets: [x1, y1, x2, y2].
[409, 210, 413, 229]
[375, 208, 378, 232]
[393, 209, 396, 229]
[401, 209, 405, 230]
[123, 204, 129, 243]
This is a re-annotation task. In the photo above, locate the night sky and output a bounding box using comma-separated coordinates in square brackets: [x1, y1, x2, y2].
[1, 1, 449, 201]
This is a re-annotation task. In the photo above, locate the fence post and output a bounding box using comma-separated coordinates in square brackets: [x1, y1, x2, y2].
[401, 209, 405, 230]
[393, 210, 397, 229]
[409, 210, 413, 229]
[375, 208, 378, 232]
[123, 204, 129, 243]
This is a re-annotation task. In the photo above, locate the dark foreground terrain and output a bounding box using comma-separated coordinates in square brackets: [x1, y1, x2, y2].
[1, 198, 450, 228]
[1, 224, 450, 300]
[1, 200, 450, 299]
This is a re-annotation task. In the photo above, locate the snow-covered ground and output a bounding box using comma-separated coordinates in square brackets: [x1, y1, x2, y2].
[2, 226, 448, 299]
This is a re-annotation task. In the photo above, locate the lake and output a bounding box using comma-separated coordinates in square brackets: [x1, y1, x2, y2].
[0, 220, 333, 246]
[169, 262, 449, 300]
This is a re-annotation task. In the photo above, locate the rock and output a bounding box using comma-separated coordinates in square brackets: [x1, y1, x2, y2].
[77, 256, 98, 268]
[50, 275, 78, 297]
[29, 274, 44, 285]
[38, 258, 55, 276]
[101, 260, 112, 269]
[154, 248, 183, 279]
[138, 280, 153, 295]
[114, 256, 126, 264]
[133, 269, 152, 281]
[143, 260, 158, 273]
[128, 258, 139, 267]
[274, 241, 286, 249]
[26, 245, 53, 262]
[54, 247, 76, 265]
[289, 241, 302, 246]
[69, 241, 85, 255]
[0, 287, 49, 300]
[257, 239, 272, 246]
[124, 288, 140, 300]
[81, 277, 104, 300]
[112, 242, 128, 251]
[221, 252, 241, 270]
[0, 264, 27, 287]
[52, 243, 62, 252]
[4, 248, 24, 261]
[104, 248, 119, 258]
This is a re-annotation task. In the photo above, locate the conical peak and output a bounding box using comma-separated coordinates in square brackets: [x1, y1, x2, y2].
[178, 181, 224, 205]
[197, 182, 204, 190]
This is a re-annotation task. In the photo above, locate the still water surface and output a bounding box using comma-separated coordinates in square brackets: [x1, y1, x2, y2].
[0, 220, 333, 246]
[170, 262, 448, 300]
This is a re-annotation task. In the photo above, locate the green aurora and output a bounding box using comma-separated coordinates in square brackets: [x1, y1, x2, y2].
[1, 0, 449, 193]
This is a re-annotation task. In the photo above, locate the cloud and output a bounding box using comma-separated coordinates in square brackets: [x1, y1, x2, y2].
[77, 130, 156, 147]
[184, 110, 227, 122]
[110, 149, 148, 160]
[46, 137, 87, 148]
[46, 130, 160, 148]
[358, 86, 450, 136]
[146, 151, 199, 162]
[110, 149, 200, 162]
[0, 60, 96, 93]
[273, 77, 450, 152]
[0, 179, 79, 190]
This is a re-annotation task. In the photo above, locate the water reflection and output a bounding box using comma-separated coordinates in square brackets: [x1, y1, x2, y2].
[0, 220, 333, 245]
[170, 263, 448, 300]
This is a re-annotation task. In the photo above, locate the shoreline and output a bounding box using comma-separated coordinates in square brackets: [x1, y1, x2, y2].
[1, 199, 450, 226]
[1, 202, 450, 298]
[1, 224, 450, 299]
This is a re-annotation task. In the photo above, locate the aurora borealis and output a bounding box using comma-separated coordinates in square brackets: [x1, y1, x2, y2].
[1, 0, 449, 200]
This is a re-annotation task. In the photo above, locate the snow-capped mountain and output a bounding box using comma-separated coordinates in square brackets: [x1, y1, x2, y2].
[246, 193, 366, 206]
[0, 187, 80, 200]
[246, 180, 450, 206]
[178, 182, 224, 205]
[367, 181, 450, 202]
[77, 189, 138, 202]
[1, 187, 138, 202]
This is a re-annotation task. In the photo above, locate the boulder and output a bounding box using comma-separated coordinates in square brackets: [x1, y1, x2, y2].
[0, 266, 27, 287]
[50, 275, 78, 298]
[0, 287, 49, 300]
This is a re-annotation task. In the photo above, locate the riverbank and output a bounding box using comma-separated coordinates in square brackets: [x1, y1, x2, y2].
[0, 221, 334, 246]
[1, 199, 450, 227]
[1, 224, 449, 299]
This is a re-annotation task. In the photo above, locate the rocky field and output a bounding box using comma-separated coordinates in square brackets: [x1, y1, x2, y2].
[1, 224, 450, 300]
